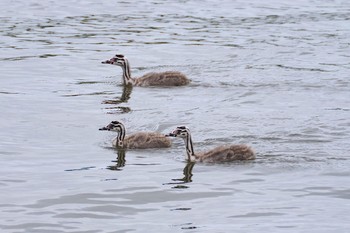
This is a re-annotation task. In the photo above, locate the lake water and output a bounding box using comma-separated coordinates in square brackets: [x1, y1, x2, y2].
[1, 0, 350, 232]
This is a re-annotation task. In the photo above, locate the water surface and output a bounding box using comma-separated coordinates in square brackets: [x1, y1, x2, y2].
[1, 0, 350, 232]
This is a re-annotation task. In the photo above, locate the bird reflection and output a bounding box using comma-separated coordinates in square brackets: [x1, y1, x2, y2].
[102, 84, 132, 114]
[106, 149, 126, 171]
[164, 161, 195, 188]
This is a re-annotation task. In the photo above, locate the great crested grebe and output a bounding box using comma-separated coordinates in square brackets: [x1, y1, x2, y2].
[99, 121, 172, 149]
[166, 126, 255, 162]
[102, 54, 190, 86]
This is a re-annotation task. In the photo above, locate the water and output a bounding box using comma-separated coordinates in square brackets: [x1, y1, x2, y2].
[1, 0, 350, 232]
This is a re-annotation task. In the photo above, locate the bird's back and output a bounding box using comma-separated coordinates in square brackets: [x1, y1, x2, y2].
[198, 144, 255, 162]
[125, 132, 172, 149]
[136, 71, 190, 86]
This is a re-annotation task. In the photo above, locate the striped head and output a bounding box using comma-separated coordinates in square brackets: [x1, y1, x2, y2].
[99, 121, 126, 147]
[167, 126, 195, 161]
[166, 126, 190, 139]
[101, 54, 128, 67]
[99, 121, 125, 132]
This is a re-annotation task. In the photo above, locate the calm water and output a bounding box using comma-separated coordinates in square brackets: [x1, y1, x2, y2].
[1, 0, 350, 232]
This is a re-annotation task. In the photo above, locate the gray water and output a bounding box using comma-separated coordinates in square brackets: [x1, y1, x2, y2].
[1, 0, 350, 232]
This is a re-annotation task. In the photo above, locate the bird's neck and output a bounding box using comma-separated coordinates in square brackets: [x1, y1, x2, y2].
[184, 134, 197, 162]
[121, 60, 135, 85]
[114, 126, 126, 148]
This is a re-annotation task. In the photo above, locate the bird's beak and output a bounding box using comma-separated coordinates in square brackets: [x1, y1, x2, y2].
[165, 133, 177, 137]
[99, 126, 110, 131]
[101, 58, 115, 64]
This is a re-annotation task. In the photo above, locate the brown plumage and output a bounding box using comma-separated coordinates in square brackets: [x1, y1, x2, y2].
[197, 144, 255, 162]
[102, 54, 190, 87]
[134, 71, 189, 86]
[166, 126, 255, 163]
[99, 121, 171, 149]
[121, 132, 172, 149]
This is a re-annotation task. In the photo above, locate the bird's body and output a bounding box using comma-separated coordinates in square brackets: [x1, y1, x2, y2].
[166, 126, 255, 162]
[134, 71, 189, 87]
[196, 144, 255, 162]
[100, 121, 171, 149]
[102, 54, 190, 87]
[113, 132, 171, 149]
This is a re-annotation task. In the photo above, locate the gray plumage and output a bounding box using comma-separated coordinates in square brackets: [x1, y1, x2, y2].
[102, 54, 190, 87]
[166, 126, 255, 163]
[99, 121, 171, 149]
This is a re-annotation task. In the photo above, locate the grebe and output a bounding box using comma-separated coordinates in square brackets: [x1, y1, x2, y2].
[166, 126, 255, 162]
[102, 54, 190, 86]
[99, 121, 171, 149]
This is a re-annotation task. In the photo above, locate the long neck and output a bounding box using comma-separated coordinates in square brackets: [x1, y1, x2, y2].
[121, 60, 135, 85]
[184, 133, 196, 162]
[115, 125, 126, 148]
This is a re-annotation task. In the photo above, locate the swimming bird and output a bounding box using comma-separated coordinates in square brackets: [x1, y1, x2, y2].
[99, 121, 172, 149]
[102, 54, 190, 86]
[166, 126, 255, 162]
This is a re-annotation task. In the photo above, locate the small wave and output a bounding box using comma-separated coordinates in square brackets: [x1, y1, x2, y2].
[276, 64, 331, 72]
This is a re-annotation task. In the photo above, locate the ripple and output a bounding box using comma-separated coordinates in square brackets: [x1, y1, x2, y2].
[0, 91, 22, 95]
[275, 64, 331, 72]
[1, 54, 65, 61]
[230, 212, 286, 218]
[325, 108, 350, 112]
[64, 166, 96, 172]
[290, 187, 350, 200]
[61, 91, 112, 97]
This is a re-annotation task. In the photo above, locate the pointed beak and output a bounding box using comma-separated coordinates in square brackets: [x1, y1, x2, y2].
[165, 133, 177, 137]
[101, 60, 112, 64]
[101, 58, 115, 64]
[99, 126, 110, 131]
